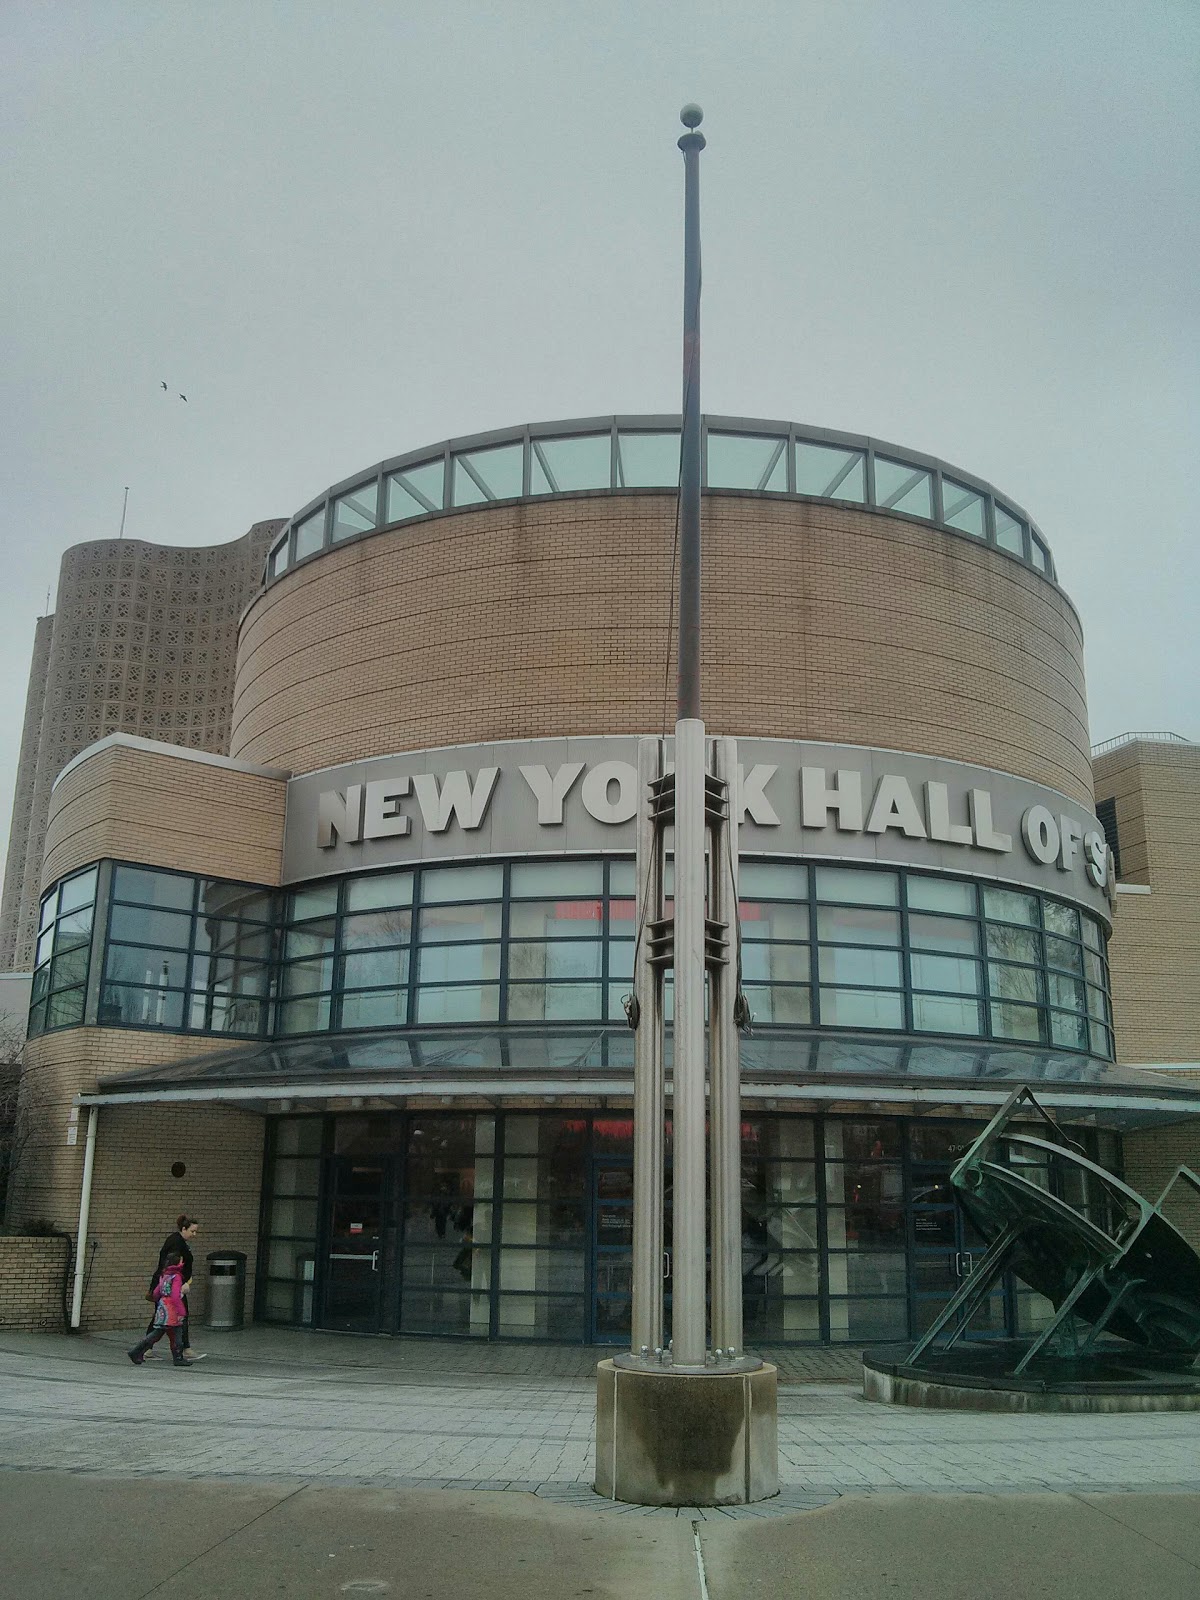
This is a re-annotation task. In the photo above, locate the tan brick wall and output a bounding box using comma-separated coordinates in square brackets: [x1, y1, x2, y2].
[1122, 1122, 1200, 1254]
[0, 1236, 69, 1331]
[231, 495, 1094, 804]
[1095, 741, 1200, 1065]
[8, 1028, 265, 1332]
[41, 742, 287, 891]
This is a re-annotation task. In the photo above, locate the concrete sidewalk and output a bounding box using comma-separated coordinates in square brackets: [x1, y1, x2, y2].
[2, 1471, 1199, 1599]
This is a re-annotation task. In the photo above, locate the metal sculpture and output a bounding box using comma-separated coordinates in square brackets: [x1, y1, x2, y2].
[909, 1085, 1200, 1375]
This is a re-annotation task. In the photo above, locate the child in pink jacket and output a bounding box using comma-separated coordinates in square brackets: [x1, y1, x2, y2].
[127, 1252, 194, 1368]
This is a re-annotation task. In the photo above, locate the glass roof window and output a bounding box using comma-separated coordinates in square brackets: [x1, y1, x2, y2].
[941, 478, 986, 538]
[293, 508, 326, 562]
[273, 419, 1056, 587]
[616, 431, 679, 489]
[451, 442, 525, 507]
[386, 458, 445, 523]
[530, 434, 612, 494]
[795, 441, 866, 503]
[874, 457, 933, 519]
[994, 504, 1026, 558]
[707, 432, 787, 492]
[267, 534, 289, 580]
[332, 481, 379, 543]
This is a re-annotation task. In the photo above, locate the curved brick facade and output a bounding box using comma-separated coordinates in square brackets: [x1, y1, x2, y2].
[231, 494, 1093, 804]
[0, 523, 282, 969]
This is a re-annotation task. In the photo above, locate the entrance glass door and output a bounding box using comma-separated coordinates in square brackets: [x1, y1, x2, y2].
[910, 1163, 1007, 1339]
[591, 1157, 675, 1345]
[323, 1158, 387, 1332]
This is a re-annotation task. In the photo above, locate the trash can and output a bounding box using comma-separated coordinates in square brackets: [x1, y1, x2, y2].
[205, 1250, 247, 1330]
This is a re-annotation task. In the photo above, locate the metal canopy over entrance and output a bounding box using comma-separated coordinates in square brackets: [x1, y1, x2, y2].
[79, 1026, 1200, 1132]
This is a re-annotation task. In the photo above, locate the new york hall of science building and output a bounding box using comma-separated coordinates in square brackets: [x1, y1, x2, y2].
[4, 413, 1199, 1346]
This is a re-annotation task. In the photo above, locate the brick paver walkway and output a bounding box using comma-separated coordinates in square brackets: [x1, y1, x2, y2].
[1, 1329, 1196, 1520]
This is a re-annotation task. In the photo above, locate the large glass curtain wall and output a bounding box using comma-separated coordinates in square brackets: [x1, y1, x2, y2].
[28, 857, 1114, 1059]
[266, 419, 1055, 585]
[257, 1109, 1121, 1344]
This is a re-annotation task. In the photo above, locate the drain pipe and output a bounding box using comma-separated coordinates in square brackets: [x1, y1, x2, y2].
[69, 1106, 98, 1329]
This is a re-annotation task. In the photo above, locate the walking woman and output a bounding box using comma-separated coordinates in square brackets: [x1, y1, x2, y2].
[144, 1215, 204, 1361]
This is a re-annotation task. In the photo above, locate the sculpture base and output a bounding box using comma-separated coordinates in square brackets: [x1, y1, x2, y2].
[864, 1342, 1200, 1413]
[594, 1358, 778, 1505]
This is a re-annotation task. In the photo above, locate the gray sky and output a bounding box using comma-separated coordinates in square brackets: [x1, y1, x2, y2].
[2, 0, 1196, 896]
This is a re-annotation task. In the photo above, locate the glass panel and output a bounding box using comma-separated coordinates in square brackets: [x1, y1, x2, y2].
[342, 947, 409, 989]
[452, 442, 524, 506]
[1048, 971, 1085, 1012]
[419, 904, 503, 942]
[910, 953, 979, 994]
[912, 993, 981, 1034]
[991, 1000, 1043, 1041]
[274, 1118, 323, 1157]
[495, 1295, 584, 1340]
[1031, 535, 1051, 573]
[994, 504, 1025, 555]
[386, 458, 445, 520]
[281, 957, 334, 996]
[1082, 916, 1102, 952]
[276, 994, 332, 1033]
[415, 984, 500, 1023]
[509, 901, 603, 938]
[908, 913, 979, 954]
[815, 867, 898, 906]
[874, 457, 933, 517]
[529, 433, 611, 494]
[1045, 935, 1083, 975]
[507, 981, 603, 1021]
[283, 919, 337, 959]
[743, 1298, 822, 1340]
[706, 432, 787, 491]
[983, 887, 1037, 926]
[44, 988, 84, 1028]
[941, 477, 985, 536]
[331, 481, 379, 542]
[340, 908, 412, 950]
[39, 891, 58, 931]
[795, 441, 866, 502]
[1043, 901, 1080, 939]
[35, 930, 54, 966]
[270, 1155, 320, 1196]
[616, 431, 678, 488]
[740, 983, 811, 1024]
[58, 867, 98, 913]
[509, 860, 603, 896]
[1051, 1009, 1088, 1050]
[113, 866, 192, 910]
[608, 861, 636, 895]
[818, 946, 901, 987]
[989, 961, 1042, 1004]
[419, 943, 501, 983]
[289, 884, 339, 920]
[742, 942, 809, 983]
[109, 905, 192, 949]
[508, 940, 603, 979]
[817, 905, 900, 946]
[986, 924, 1040, 964]
[742, 1250, 820, 1297]
[740, 903, 809, 944]
[819, 988, 904, 1028]
[104, 944, 187, 988]
[53, 908, 93, 949]
[421, 864, 504, 903]
[739, 861, 807, 901]
[268, 539, 289, 579]
[1090, 1020, 1113, 1057]
[906, 874, 974, 915]
[827, 1298, 908, 1341]
[269, 1196, 319, 1236]
[400, 1290, 488, 1337]
[96, 984, 185, 1029]
[293, 507, 325, 559]
[499, 1199, 586, 1246]
[340, 988, 408, 1029]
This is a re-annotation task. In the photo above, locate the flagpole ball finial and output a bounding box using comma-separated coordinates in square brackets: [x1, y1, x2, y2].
[680, 103, 703, 129]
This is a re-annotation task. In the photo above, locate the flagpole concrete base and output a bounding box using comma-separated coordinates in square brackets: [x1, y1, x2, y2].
[594, 1358, 779, 1506]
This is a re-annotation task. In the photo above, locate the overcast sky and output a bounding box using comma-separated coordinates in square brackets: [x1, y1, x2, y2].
[1, 0, 1196, 899]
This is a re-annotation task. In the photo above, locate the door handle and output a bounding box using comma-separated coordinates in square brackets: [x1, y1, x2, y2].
[663, 1250, 671, 1280]
[330, 1252, 379, 1269]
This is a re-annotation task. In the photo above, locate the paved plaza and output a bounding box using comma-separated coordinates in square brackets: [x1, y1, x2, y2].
[1, 1327, 1199, 1511]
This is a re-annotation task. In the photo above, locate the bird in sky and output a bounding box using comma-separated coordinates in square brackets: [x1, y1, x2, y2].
[160, 381, 167, 390]
[179, 394, 187, 402]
